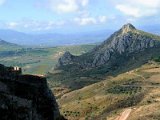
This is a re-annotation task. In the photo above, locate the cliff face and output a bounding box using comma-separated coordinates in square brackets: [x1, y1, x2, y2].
[57, 24, 160, 68]
[0, 64, 64, 120]
[90, 24, 160, 67]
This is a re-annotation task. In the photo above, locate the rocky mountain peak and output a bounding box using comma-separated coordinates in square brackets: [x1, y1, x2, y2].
[121, 23, 136, 34]
[56, 23, 160, 69]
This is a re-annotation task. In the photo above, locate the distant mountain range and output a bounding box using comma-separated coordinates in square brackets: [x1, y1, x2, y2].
[0, 29, 113, 46]
[140, 24, 160, 35]
[0, 39, 13, 45]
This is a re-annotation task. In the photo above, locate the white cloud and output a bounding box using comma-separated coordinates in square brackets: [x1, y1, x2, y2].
[116, 5, 140, 18]
[74, 15, 108, 26]
[6, 22, 18, 28]
[99, 16, 107, 23]
[74, 17, 97, 25]
[48, 0, 89, 13]
[56, 0, 78, 13]
[5, 20, 66, 31]
[4, 15, 108, 31]
[81, 0, 89, 7]
[115, 0, 160, 18]
[0, 0, 6, 6]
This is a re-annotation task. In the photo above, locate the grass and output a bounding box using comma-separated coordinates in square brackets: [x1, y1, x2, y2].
[0, 41, 22, 51]
[138, 30, 160, 41]
[56, 62, 160, 119]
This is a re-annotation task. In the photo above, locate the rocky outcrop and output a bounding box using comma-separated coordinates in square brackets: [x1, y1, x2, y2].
[0, 64, 65, 120]
[57, 51, 74, 67]
[90, 24, 160, 67]
[56, 23, 160, 69]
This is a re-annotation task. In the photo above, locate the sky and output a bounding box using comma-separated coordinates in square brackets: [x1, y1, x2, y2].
[0, 0, 160, 33]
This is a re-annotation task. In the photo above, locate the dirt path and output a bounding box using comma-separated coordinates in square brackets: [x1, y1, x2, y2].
[116, 108, 132, 120]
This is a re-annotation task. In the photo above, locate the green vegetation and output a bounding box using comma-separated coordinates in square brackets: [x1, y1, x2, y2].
[0, 41, 22, 51]
[0, 44, 95, 74]
[107, 85, 142, 94]
[138, 30, 160, 41]
[152, 56, 160, 62]
[47, 46, 160, 93]
[63, 111, 80, 117]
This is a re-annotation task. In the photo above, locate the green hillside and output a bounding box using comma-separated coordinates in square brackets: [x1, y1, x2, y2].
[0, 39, 22, 51]
[0, 44, 96, 75]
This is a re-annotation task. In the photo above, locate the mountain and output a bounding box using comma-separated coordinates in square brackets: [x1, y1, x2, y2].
[48, 23, 160, 91]
[0, 29, 113, 46]
[57, 23, 160, 68]
[0, 39, 18, 46]
[0, 29, 33, 45]
[0, 39, 21, 51]
[0, 64, 65, 120]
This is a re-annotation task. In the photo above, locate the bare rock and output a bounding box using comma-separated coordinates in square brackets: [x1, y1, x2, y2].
[57, 51, 74, 67]
[0, 64, 65, 120]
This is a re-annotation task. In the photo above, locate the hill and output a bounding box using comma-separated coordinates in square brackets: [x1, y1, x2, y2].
[0, 39, 21, 51]
[47, 23, 160, 92]
[57, 61, 160, 119]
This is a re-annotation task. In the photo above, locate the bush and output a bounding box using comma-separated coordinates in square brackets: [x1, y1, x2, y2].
[107, 85, 141, 94]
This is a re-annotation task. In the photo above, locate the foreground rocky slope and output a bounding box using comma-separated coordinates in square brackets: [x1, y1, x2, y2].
[0, 64, 64, 120]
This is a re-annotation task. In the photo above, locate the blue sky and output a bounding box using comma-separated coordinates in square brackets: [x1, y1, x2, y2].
[0, 0, 160, 33]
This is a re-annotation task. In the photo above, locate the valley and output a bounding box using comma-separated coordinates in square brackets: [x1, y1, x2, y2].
[1, 24, 160, 120]
[0, 43, 95, 75]
[1, 0, 160, 120]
